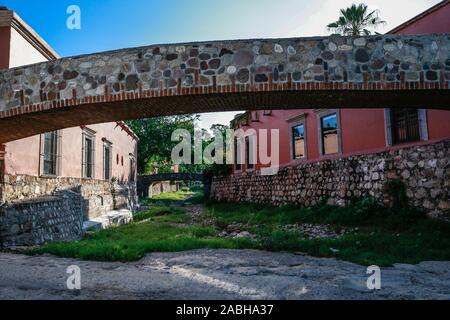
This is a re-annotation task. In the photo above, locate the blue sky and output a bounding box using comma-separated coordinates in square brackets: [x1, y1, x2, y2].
[1, 0, 441, 129]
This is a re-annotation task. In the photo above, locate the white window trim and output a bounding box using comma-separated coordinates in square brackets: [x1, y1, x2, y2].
[288, 114, 307, 161]
[316, 109, 342, 157]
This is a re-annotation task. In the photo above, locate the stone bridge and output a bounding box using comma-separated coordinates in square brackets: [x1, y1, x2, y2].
[137, 173, 207, 198]
[0, 34, 449, 143]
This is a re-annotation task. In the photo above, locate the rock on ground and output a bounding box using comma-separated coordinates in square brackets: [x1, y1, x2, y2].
[0, 250, 449, 300]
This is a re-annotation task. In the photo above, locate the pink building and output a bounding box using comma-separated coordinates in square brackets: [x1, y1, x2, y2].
[231, 1, 450, 174]
[0, 8, 139, 247]
[0, 7, 138, 199]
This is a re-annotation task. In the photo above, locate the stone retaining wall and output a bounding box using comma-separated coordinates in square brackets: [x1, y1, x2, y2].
[211, 140, 450, 218]
[0, 175, 137, 219]
[0, 175, 138, 247]
[0, 190, 84, 248]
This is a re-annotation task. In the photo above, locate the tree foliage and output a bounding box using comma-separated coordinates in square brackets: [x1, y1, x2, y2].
[327, 3, 386, 36]
[126, 115, 231, 175]
[126, 114, 199, 174]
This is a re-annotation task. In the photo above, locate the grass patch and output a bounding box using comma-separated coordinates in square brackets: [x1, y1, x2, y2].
[204, 198, 450, 266]
[30, 207, 255, 262]
[29, 188, 450, 267]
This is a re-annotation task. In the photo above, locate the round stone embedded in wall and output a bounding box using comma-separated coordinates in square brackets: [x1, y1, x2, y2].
[260, 43, 272, 55]
[355, 49, 370, 63]
[227, 66, 237, 74]
[274, 44, 283, 53]
[370, 59, 385, 70]
[354, 38, 366, 47]
[322, 51, 334, 61]
[199, 53, 211, 60]
[234, 50, 254, 67]
[208, 59, 221, 69]
[292, 72, 302, 81]
[125, 74, 139, 91]
[63, 70, 79, 80]
[236, 68, 250, 83]
[219, 48, 233, 57]
[328, 42, 337, 51]
[187, 58, 199, 67]
[287, 46, 296, 55]
[255, 74, 268, 82]
[166, 53, 178, 61]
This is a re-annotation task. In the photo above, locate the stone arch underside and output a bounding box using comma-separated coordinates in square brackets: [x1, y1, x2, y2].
[0, 34, 449, 143]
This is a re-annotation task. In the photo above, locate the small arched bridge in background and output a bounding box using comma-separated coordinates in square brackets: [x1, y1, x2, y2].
[137, 173, 208, 199]
[0, 34, 449, 143]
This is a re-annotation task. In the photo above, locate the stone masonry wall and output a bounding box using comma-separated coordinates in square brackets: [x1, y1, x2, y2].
[0, 175, 137, 219]
[0, 190, 84, 248]
[0, 176, 138, 247]
[211, 140, 450, 218]
[0, 35, 449, 144]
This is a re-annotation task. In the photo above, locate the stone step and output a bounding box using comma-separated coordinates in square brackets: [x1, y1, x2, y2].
[82, 209, 133, 232]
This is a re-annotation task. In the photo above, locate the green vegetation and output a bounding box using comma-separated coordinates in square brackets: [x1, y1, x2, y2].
[327, 3, 386, 36]
[30, 204, 254, 262]
[29, 186, 450, 267]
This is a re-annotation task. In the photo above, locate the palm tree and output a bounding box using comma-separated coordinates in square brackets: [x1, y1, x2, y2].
[327, 3, 386, 36]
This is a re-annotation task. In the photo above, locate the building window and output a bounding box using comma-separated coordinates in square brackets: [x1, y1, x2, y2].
[40, 131, 61, 176]
[82, 128, 95, 179]
[245, 135, 256, 171]
[292, 124, 306, 159]
[234, 136, 242, 171]
[129, 155, 136, 182]
[103, 140, 112, 181]
[316, 110, 341, 157]
[391, 108, 420, 144]
[320, 113, 339, 155]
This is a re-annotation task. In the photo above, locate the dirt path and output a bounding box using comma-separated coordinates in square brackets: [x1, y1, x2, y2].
[0, 249, 449, 300]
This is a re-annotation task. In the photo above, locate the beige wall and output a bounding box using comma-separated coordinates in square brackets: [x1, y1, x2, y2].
[8, 27, 47, 68]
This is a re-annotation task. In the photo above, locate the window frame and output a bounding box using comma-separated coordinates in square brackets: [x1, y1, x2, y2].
[129, 153, 136, 183]
[82, 128, 96, 179]
[384, 108, 428, 146]
[233, 136, 243, 172]
[245, 134, 256, 172]
[39, 130, 62, 177]
[316, 109, 342, 157]
[288, 114, 307, 161]
[102, 139, 113, 181]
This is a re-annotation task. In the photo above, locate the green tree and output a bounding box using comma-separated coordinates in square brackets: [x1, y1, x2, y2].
[327, 3, 386, 36]
[126, 114, 199, 174]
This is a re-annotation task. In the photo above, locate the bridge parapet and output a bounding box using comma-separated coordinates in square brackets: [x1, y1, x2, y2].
[0, 35, 449, 142]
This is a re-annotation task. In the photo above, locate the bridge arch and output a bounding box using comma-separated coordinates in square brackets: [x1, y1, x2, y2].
[137, 173, 206, 199]
[0, 34, 449, 143]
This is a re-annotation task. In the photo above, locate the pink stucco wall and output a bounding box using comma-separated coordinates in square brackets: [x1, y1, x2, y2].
[389, 1, 450, 35]
[232, 2, 450, 173]
[5, 123, 137, 182]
